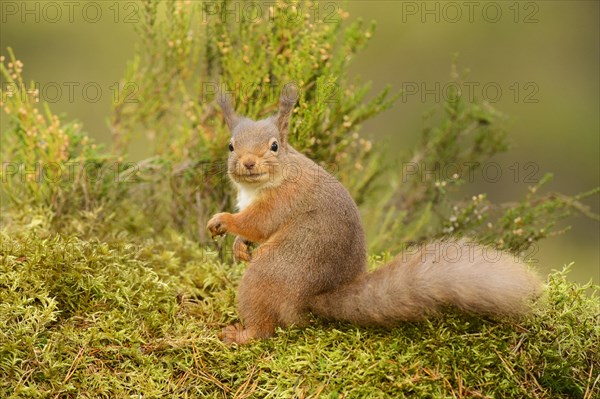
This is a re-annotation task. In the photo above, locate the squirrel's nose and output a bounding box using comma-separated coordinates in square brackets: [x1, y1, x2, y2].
[243, 160, 256, 170]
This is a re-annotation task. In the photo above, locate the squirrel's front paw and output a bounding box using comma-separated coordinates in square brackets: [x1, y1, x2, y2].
[233, 236, 252, 262]
[207, 213, 230, 238]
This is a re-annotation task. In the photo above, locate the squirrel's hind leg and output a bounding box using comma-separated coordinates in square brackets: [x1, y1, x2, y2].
[218, 307, 308, 344]
[219, 269, 279, 344]
[219, 267, 309, 343]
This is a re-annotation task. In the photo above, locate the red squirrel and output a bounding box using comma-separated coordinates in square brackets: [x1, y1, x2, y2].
[207, 91, 542, 344]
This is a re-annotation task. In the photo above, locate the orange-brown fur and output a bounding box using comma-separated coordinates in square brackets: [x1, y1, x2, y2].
[208, 92, 542, 344]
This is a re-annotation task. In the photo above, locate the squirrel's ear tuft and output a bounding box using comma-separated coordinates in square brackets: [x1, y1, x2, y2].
[275, 85, 298, 145]
[216, 92, 240, 131]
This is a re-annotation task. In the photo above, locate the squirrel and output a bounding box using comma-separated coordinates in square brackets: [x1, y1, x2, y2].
[207, 90, 542, 344]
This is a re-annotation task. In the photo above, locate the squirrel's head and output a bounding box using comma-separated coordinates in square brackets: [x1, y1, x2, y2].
[217, 88, 298, 187]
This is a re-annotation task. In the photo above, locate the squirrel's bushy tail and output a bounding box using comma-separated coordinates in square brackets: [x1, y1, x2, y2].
[310, 240, 542, 325]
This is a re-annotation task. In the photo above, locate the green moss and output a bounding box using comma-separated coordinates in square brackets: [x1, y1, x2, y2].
[1, 225, 597, 398]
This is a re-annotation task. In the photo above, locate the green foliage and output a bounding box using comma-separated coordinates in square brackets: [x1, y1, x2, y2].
[1, 1, 596, 251]
[363, 65, 598, 254]
[1, 225, 598, 398]
[109, 0, 395, 240]
[0, 49, 131, 222]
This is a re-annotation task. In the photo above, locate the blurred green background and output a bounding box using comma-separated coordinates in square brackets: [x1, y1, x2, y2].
[1, 1, 598, 283]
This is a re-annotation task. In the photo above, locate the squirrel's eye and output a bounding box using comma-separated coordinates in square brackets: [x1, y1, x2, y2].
[228, 143, 234, 152]
[270, 142, 278, 152]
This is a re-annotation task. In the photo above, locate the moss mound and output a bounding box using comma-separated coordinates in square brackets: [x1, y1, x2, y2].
[1, 226, 597, 398]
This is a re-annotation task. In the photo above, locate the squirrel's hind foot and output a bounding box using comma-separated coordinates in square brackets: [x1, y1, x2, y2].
[218, 323, 275, 344]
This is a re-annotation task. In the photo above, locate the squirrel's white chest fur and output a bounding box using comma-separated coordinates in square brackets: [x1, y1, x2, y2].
[236, 184, 259, 210]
